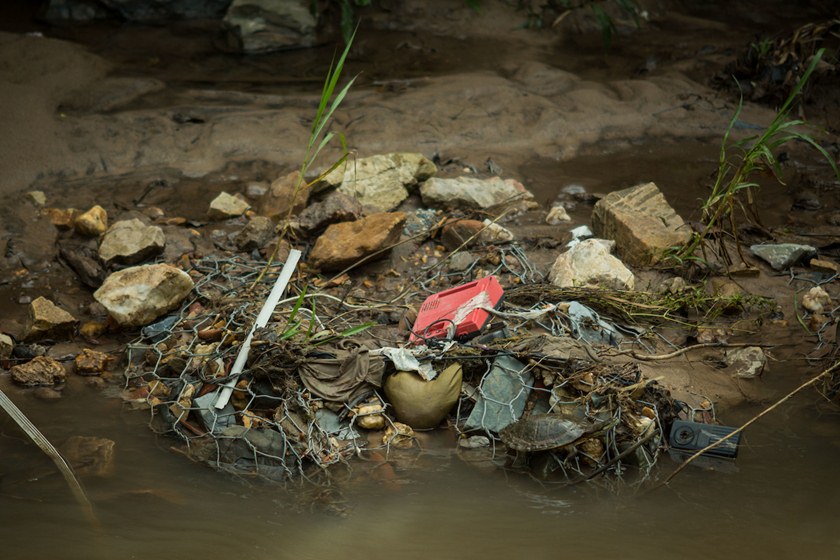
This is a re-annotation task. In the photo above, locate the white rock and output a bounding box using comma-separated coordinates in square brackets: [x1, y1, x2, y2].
[802, 286, 831, 314]
[420, 176, 534, 210]
[99, 219, 165, 264]
[548, 238, 635, 290]
[94, 264, 194, 327]
[546, 206, 571, 224]
[725, 346, 767, 379]
[478, 219, 515, 244]
[208, 192, 251, 220]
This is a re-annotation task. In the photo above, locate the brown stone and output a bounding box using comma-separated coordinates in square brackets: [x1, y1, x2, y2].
[591, 182, 690, 266]
[45, 208, 79, 230]
[25, 296, 78, 341]
[440, 219, 484, 251]
[10, 356, 66, 386]
[308, 212, 406, 271]
[297, 191, 363, 233]
[257, 170, 309, 219]
[74, 348, 116, 376]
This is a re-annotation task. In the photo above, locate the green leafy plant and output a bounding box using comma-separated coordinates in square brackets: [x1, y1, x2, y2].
[669, 47, 839, 269]
[278, 288, 374, 345]
[256, 26, 357, 283]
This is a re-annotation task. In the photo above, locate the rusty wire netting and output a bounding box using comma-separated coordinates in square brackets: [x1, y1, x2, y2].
[121, 248, 681, 489]
[121, 256, 395, 484]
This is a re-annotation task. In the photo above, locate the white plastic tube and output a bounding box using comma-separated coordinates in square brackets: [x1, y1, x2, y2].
[214, 249, 302, 409]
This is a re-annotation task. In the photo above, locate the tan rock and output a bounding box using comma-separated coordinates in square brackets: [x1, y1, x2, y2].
[591, 182, 690, 266]
[27, 191, 47, 207]
[25, 296, 77, 340]
[10, 356, 66, 386]
[257, 170, 308, 219]
[99, 219, 165, 264]
[309, 212, 406, 271]
[207, 191, 251, 220]
[802, 286, 831, 314]
[420, 176, 535, 211]
[546, 205, 571, 224]
[74, 205, 108, 236]
[94, 263, 194, 327]
[810, 258, 840, 274]
[335, 152, 438, 212]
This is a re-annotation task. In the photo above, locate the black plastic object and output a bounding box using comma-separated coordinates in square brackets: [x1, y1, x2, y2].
[668, 420, 741, 459]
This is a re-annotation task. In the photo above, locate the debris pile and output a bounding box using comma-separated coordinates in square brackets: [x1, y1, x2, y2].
[6, 150, 831, 495]
[119, 244, 685, 487]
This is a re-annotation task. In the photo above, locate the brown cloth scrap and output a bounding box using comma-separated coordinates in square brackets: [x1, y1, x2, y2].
[298, 339, 385, 403]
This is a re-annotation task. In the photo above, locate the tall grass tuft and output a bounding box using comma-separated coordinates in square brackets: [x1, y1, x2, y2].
[670, 47, 838, 269]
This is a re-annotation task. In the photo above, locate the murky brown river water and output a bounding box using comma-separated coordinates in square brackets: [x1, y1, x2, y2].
[3, 371, 840, 559]
[2, 1, 840, 558]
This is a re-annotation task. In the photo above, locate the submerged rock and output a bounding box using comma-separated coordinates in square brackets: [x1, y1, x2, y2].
[334, 153, 437, 213]
[207, 192, 250, 220]
[591, 182, 690, 266]
[59, 436, 116, 477]
[99, 219, 165, 265]
[420, 176, 534, 210]
[10, 356, 66, 386]
[224, 0, 316, 53]
[308, 212, 406, 271]
[548, 238, 635, 290]
[24, 296, 77, 341]
[750, 243, 816, 271]
[94, 264, 194, 327]
[725, 346, 767, 379]
[27, 191, 47, 207]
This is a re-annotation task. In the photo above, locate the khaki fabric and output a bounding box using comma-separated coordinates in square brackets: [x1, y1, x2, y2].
[384, 363, 463, 429]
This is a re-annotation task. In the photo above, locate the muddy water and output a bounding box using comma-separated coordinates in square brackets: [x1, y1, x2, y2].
[2, 371, 840, 559]
[2, 2, 840, 558]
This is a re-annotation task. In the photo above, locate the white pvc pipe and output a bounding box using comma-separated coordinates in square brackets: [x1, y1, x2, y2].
[214, 249, 302, 409]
